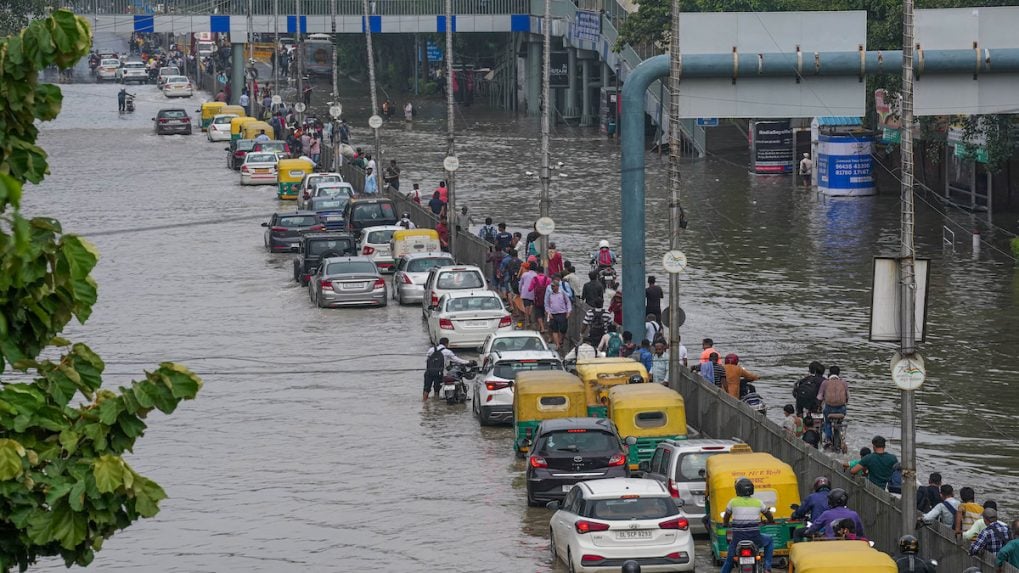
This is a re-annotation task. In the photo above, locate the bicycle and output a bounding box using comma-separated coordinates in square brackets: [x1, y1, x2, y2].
[826, 413, 848, 454]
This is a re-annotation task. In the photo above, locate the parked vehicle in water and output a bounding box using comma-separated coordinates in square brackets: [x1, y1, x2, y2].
[153, 108, 192, 135]
[512, 371, 587, 456]
[157, 66, 180, 87]
[440, 361, 478, 405]
[391, 252, 455, 305]
[640, 439, 736, 534]
[292, 232, 357, 285]
[162, 75, 193, 98]
[277, 158, 315, 200]
[606, 384, 688, 473]
[307, 196, 351, 231]
[426, 290, 513, 349]
[479, 330, 551, 367]
[524, 417, 631, 506]
[239, 152, 280, 186]
[308, 256, 387, 308]
[207, 113, 238, 141]
[342, 198, 399, 236]
[357, 225, 401, 273]
[299, 172, 343, 207]
[547, 478, 695, 573]
[390, 229, 441, 262]
[304, 182, 356, 214]
[473, 350, 563, 426]
[262, 211, 325, 252]
[117, 60, 148, 83]
[96, 58, 120, 82]
[227, 138, 256, 170]
[421, 265, 487, 318]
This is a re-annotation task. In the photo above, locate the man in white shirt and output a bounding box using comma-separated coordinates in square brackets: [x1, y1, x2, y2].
[423, 337, 470, 400]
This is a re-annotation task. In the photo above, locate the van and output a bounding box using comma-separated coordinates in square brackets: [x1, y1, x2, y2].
[641, 438, 736, 533]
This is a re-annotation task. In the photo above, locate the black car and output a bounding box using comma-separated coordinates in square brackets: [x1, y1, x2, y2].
[525, 417, 632, 506]
[293, 232, 357, 285]
[307, 196, 351, 231]
[261, 211, 325, 253]
[342, 198, 398, 235]
[227, 138, 256, 170]
[153, 108, 192, 135]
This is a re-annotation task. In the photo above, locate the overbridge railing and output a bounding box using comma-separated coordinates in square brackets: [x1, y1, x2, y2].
[82, 0, 529, 16]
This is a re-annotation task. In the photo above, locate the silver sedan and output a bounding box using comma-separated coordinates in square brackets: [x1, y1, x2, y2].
[392, 252, 454, 305]
[308, 256, 387, 308]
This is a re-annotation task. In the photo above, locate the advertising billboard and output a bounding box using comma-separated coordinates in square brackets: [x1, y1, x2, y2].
[750, 120, 793, 174]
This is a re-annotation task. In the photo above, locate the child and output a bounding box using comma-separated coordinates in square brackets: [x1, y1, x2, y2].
[955, 487, 983, 537]
[848, 447, 872, 471]
[801, 414, 821, 449]
[782, 404, 804, 438]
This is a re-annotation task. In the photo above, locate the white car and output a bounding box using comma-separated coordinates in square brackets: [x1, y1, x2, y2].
[207, 113, 238, 141]
[548, 478, 695, 572]
[304, 181, 355, 209]
[299, 172, 343, 207]
[479, 330, 550, 368]
[117, 61, 148, 83]
[426, 290, 513, 349]
[96, 58, 120, 82]
[157, 66, 180, 87]
[239, 152, 279, 185]
[473, 350, 563, 425]
[357, 225, 401, 273]
[421, 265, 487, 317]
[162, 76, 193, 98]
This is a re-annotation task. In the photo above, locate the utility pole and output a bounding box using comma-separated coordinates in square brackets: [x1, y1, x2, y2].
[667, 0, 682, 387]
[363, 0, 380, 191]
[331, 0, 340, 171]
[247, 0, 255, 117]
[538, 0, 551, 270]
[273, 0, 278, 95]
[296, 0, 304, 124]
[444, 0, 456, 257]
[898, 0, 919, 537]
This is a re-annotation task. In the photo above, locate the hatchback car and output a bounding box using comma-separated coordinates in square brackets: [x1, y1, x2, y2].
[207, 113, 238, 141]
[118, 60, 147, 83]
[525, 417, 631, 506]
[479, 330, 551, 367]
[307, 196, 351, 231]
[640, 439, 736, 534]
[162, 76, 193, 98]
[421, 265, 487, 317]
[548, 478, 694, 572]
[391, 252, 455, 305]
[262, 211, 325, 252]
[427, 290, 512, 349]
[308, 256, 387, 308]
[303, 182, 356, 211]
[240, 152, 280, 186]
[343, 198, 398, 235]
[473, 350, 563, 425]
[153, 109, 192, 135]
[357, 225, 401, 273]
[227, 139, 256, 170]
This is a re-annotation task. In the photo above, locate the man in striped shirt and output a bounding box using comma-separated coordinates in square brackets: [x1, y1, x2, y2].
[721, 477, 775, 573]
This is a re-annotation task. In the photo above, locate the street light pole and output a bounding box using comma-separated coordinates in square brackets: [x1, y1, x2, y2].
[363, 0, 381, 188]
[444, 0, 456, 257]
[538, 0, 551, 270]
[247, 0, 255, 117]
[667, 0, 682, 387]
[296, 0, 304, 124]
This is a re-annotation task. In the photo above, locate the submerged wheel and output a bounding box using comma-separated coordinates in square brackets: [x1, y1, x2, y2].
[549, 530, 558, 563]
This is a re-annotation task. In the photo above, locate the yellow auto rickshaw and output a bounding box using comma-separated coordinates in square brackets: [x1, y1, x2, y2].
[607, 383, 687, 471]
[220, 104, 246, 118]
[512, 371, 586, 456]
[277, 158, 315, 200]
[787, 540, 897, 572]
[574, 357, 649, 417]
[198, 101, 225, 130]
[705, 448, 801, 565]
[390, 229, 440, 262]
[242, 120, 275, 141]
[230, 116, 257, 141]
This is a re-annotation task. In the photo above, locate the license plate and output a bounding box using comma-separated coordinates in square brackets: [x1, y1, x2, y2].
[255, 168, 269, 173]
[462, 321, 490, 329]
[616, 530, 652, 539]
[561, 485, 574, 493]
[739, 557, 755, 565]
[341, 282, 365, 290]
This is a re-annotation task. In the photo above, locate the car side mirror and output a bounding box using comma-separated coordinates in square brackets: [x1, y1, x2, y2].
[260, 222, 268, 227]
[545, 501, 560, 511]
[625, 436, 637, 446]
[150, 117, 155, 121]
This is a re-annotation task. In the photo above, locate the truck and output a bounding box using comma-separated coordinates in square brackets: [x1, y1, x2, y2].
[191, 32, 221, 58]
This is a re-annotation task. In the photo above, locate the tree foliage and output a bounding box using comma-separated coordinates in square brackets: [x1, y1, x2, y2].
[0, 11, 202, 571]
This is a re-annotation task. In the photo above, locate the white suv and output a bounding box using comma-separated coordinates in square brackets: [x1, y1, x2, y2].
[640, 439, 737, 534]
[473, 350, 563, 425]
[548, 478, 695, 572]
[118, 61, 148, 83]
[421, 265, 487, 318]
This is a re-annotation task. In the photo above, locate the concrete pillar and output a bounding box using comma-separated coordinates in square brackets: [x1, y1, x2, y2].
[581, 57, 592, 126]
[565, 47, 578, 119]
[230, 42, 246, 106]
[526, 38, 541, 116]
[602, 61, 610, 89]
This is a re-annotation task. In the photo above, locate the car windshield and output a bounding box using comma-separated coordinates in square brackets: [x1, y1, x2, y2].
[311, 198, 347, 211]
[316, 185, 352, 198]
[675, 452, 719, 482]
[539, 430, 618, 453]
[325, 261, 377, 275]
[366, 229, 395, 244]
[436, 270, 484, 290]
[444, 296, 503, 313]
[159, 110, 187, 118]
[246, 153, 277, 163]
[257, 142, 286, 152]
[277, 215, 317, 227]
[101, 59, 119, 66]
[489, 336, 546, 353]
[587, 498, 678, 521]
[491, 359, 561, 380]
[214, 116, 235, 124]
[308, 239, 352, 256]
[406, 257, 454, 273]
[124, 62, 145, 68]
[160, 67, 179, 74]
[352, 202, 396, 221]
[166, 76, 188, 83]
[311, 175, 341, 187]
[236, 140, 256, 151]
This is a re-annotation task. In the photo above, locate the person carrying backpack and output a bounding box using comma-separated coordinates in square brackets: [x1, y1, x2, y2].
[792, 361, 826, 417]
[477, 217, 497, 244]
[583, 302, 612, 348]
[423, 337, 470, 401]
[528, 266, 551, 333]
[599, 324, 623, 357]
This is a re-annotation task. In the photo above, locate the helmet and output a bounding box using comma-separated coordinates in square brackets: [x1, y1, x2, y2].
[898, 534, 919, 554]
[598, 240, 609, 249]
[628, 374, 644, 385]
[735, 477, 755, 497]
[827, 488, 849, 508]
[402, 212, 410, 218]
[812, 476, 831, 492]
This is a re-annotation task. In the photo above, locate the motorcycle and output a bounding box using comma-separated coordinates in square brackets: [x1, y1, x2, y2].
[441, 362, 478, 405]
[124, 94, 135, 113]
[739, 378, 766, 414]
[733, 539, 764, 573]
[594, 265, 616, 288]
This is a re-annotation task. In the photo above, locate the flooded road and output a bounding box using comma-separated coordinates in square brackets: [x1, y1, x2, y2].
[27, 38, 1019, 570]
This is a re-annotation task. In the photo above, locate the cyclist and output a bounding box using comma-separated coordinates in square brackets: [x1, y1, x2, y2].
[720, 477, 775, 573]
[895, 534, 937, 573]
[804, 488, 865, 539]
[817, 365, 849, 449]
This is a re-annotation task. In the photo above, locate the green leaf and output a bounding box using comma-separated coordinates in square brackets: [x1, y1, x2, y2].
[60, 235, 99, 280]
[59, 429, 79, 454]
[0, 439, 27, 480]
[27, 500, 87, 550]
[68, 480, 86, 512]
[97, 398, 123, 425]
[92, 455, 124, 493]
[0, 172, 23, 211]
[132, 475, 166, 518]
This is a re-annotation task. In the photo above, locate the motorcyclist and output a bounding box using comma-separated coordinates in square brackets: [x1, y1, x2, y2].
[590, 239, 617, 270]
[397, 213, 416, 229]
[791, 476, 832, 540]
[423, 336, 472, 401]
[117, 88, 135, 112]
[895, 534, 937, 573]
[804, 488, 865, 539]
[720, 477, 775, 573]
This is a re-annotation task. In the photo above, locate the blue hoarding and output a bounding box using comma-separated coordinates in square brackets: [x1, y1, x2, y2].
[817, 133, 876, 196]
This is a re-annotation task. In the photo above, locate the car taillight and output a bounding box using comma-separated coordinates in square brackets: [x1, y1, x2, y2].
[319, 279, 332, 288]
[528, 455, 547, 469]
[581, 554, 606, 564]
[658, 516, 690, 530]
[234, 151, 245, 157]
[372, 278, 385, 289]
[270, 226, 287, 232]
[498, 315, 512, 327]
[665, 552, 689, 561]
[439, 318, 454, 330]
[308, 224, 325, 231]
[574, 520, 610, 534]
[181, 117, 190, 122]
[430, 293, 439, 307]
[241, 166, 249, 173]
[362, 246, 375, 255]
[400, 274, 413, 284]
[667, 479, 680, 498]
[607, 454, 626, 467]
[485, 381, 510, 391]
[158, 118, 169, 123]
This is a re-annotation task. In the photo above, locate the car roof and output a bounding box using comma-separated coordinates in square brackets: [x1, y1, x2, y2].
[362, 225, 403, 232]
[538, 417, 616, 433]
[166, 75, 188, 81]
[124, 60, 145, 65]
[321, 255, 376, 264]
[490, 329, 543, 339]
[316, 182, 352, 188]
[350, 198, 394, 205]
[157, 108, 187, 113]
[491, 350, 561, 362]
[401, 252, 453, 261]
[442, 290, 500, 300]
[274, 210, 317, 216]
[659, 438, 737, 453]
[577, 478, 670, 499]
[434, 265, 483, 273]
[303, 232, 353, 240]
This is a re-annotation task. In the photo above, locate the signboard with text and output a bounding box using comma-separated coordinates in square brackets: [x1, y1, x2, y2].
[549, 52, 569, 88]
[750, 120, 793, 174]
[817, 133, 876, 195]
[572, 10, 601, 43]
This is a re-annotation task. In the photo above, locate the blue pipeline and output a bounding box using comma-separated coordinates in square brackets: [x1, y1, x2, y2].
[619, 48, 1019, 337]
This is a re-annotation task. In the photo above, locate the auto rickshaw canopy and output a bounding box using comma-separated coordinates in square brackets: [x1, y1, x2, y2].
[512, 371, 586, 423]
[706, 451, 800, 520]
[788, 540, 897, 572]
[574, 357, 650, 408]
[607, 383, 687, 439]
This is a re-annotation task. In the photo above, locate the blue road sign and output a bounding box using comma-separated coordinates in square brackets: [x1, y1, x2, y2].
[426, 41, 442, 62]
[696, 117, 719, 127]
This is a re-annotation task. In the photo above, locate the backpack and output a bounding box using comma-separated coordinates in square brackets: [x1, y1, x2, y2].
[425, 346, 445, 374]
[598, 249, 613, 266]
[605, 332, 622, 357]
[481, 225, 496, 244]
[532, 275, 550, 307]
[589, 310, 608, 341]
[651, 323, 666, 346]
[793, 375, 822, 402]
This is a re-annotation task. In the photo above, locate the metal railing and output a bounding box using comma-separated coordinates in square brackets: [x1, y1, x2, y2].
[83, 0, 528, 15]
